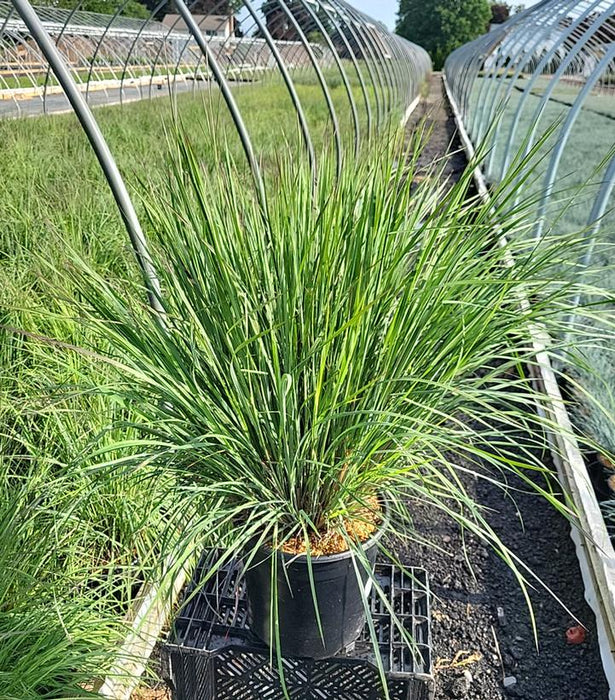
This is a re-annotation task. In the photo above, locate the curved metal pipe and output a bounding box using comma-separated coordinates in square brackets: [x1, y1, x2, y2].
[317, 0, 373, 136]
[173, 0, 266, 206]
[242, 0, 316, 176]
[533, 43, 615, 240]
[9, 0, 164, 317]
[276, 0, 342, 173]
[501, 1, 614, 181]
[291, 0, 362, 155]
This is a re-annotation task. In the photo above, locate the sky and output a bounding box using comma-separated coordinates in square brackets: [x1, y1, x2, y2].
[350, 0, 541, 32]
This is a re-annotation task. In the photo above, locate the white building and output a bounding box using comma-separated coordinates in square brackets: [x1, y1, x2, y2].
[163, 14, 233, 39]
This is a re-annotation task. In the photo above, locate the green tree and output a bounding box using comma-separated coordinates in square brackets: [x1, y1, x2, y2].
[396, 0, 491, 70]
[40, 0, 150, 19]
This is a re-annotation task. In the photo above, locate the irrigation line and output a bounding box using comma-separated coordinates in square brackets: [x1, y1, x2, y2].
[511, 84, 615, 122]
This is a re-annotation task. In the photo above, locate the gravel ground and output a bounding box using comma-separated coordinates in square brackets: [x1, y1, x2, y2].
[400, 460, 608, 700]
[400, 74, 609, 700]
[405, 73, 468, 186]
[131, 688, 170, 700]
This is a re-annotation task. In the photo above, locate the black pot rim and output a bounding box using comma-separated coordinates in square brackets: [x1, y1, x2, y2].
[259, 497, 390, 564]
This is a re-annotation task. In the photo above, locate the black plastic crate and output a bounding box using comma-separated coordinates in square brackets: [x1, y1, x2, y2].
[162, 552, 434, 700]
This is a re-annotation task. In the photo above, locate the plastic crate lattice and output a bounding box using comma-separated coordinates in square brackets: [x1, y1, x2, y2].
[163, 553, 433, 700]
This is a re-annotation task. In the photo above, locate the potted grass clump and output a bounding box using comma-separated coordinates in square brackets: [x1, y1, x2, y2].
[59, 129, 611, 682]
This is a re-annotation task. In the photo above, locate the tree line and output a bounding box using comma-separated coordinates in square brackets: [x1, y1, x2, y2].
[396, 2, 524, 70]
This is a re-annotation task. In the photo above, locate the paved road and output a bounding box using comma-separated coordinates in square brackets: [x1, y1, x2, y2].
[0, 78, 210, 119]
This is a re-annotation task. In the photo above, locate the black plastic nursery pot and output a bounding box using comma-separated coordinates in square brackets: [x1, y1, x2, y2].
[245, 514, 387, 660]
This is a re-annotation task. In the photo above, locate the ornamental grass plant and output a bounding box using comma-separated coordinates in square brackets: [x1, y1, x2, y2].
[27, 128, 615, 689]
[0, 337, 178, 699]
[0, 83, 365, 699]
[0, 280, 179, 699]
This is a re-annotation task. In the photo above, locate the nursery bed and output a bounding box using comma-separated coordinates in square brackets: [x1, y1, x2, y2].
[133, 453, 607, 700]
[128, 75, 610, 700]
[401, 451, 607, 700]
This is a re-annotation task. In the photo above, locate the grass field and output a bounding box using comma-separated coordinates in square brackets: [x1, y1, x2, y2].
[2, 53, 612, 700]
[0, 77, 374, 698]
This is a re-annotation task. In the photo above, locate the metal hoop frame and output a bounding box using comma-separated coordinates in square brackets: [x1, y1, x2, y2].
[4, 0, 430, 314]
[445, 1, 615, 282]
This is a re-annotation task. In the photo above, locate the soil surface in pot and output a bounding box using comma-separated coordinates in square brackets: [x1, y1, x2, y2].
[280, 495, 381, 555]
[400, 73, 608, 700]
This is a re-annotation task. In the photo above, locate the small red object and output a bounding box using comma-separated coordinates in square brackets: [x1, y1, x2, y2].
[566, 625, 586, 645]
